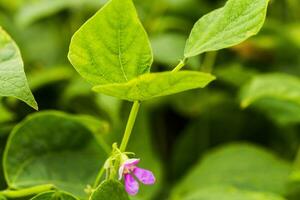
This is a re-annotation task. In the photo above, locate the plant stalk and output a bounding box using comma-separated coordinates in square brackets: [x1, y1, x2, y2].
[0, 184, 55, 198]
[172, 58, 187, 72]
[119, 101, 141, 152]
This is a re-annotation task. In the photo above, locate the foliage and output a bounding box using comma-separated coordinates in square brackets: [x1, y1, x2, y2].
[0, 0, 300, 199]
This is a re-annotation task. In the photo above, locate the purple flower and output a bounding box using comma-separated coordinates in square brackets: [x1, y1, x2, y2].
[119, 158, 155, 196]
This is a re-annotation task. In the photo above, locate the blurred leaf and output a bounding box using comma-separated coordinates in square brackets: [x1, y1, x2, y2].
[28, 66, 74, 91]
[72, 114, 111, 154]
[68, 0, 153, 86]
[172, 144, 291, 198]
[151, 33, 200, 68]
[170, 89, 228, 117]
[90, 180, 129, 200]
[0, 27, 37, 110]
[16, 0, 106, 27]
[178, 186, 286, 200]
[0, 0, 24, 11]
[18, 21, 68, 67]
[0, 195, 5, 200]
[3, 111, 107, 198]
[31, 191, 78, 200]
[151, 33, 185, 66]
[184, 0, 269, 57]
[252, 98, 300, 125]
[215, 64, 258, 87]
[240, 73, 300, 124]
[95, 94, 122, 125]
[240, 73, 300, 108]
[0, 101, 14, 123]
[0, 126, 8, 190]
[93, 71, 215, 101]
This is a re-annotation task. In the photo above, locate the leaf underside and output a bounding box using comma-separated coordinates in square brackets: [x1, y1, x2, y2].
[93, 71, 215, 101]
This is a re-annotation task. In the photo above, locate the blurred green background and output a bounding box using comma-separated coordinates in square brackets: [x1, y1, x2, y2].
[0, 0, 300, 200]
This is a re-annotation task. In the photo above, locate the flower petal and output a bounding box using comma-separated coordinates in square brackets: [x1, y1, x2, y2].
[133, 167, 156, 185]
[124, 174, 139, 196]
[124, 158, 140, 168]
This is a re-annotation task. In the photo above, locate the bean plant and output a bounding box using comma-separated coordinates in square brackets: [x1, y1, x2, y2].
[2, 0, 300, 199]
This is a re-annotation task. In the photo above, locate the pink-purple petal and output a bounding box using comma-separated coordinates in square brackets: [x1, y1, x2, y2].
[124, 158, 140, 168]
[133, 167, 156, 185]
[124, 174, 139, 196]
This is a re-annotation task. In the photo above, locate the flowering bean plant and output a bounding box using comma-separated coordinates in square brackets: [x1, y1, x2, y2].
[2, 0, 292, 199]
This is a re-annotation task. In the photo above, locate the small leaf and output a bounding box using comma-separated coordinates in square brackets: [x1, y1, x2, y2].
[90, 180, 129, 200]
[3, 111, 107, 198]
[92, 71, 215, 101]
[180, 186, 286, 200]
[68, 0, 153, 86]
[172, 144, 291, 198]
[184, 0, 269, 57]
[0, 27, 37, 110]
[31, 191, 78, 200]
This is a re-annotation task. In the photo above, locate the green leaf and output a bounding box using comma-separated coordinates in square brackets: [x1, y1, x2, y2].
[172, 144, 291, 198]
[240, 73, 300, 125]
[16, 0, 106, 27]
[68, 0, 153, 86]
[0, 195, 6, 200]
[215, 64, 258, 87]
[150, 33, 200, 69]
[179, 186, 286, 200]
[184, 0, 269, 57]
[240, 73, 300, 108]
[28, 66, 74, 91]
[0, 129, 7, 190]
[3, 111, 107, 198]
[31, 191, 78, 200]
[90, 180, 129, 200]
[92, 71, 215, 101]
[0, 27, 37, 110]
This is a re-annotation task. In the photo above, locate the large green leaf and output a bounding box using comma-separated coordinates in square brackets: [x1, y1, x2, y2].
[3, 111, 107, 198]
[0, 27, 37, 110]
[184, 0, 269, 57]
[90, 180, 129, 200]
[68, 0, 153, 86]
[179, 186, 286, 200]
[31, 191, 78, 200]
[240, 73, 300, 125]
[172, 144, 291, 198]
[92, 71, 215, 101]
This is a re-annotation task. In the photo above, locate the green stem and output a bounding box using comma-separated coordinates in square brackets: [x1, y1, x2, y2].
[201, 51, 217, 73]
[93, 166, 105, 188]
[119, 101, 141, 152]
[0, 184, 55, 198]
[172, 58, 187, 72]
